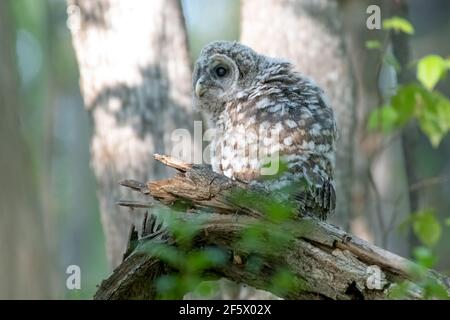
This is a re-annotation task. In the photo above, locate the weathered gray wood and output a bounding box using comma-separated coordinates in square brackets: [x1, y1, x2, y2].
[95, 155, 450, 300]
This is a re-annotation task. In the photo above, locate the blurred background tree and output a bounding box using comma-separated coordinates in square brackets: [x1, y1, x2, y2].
[0, 0, 52, 299]
[0, 0, 449, 299]
[67, 0, 197, 269]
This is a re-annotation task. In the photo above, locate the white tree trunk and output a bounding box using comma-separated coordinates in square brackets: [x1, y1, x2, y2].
[67, 0, 195, 267]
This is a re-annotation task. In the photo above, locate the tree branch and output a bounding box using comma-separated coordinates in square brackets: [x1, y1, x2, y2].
[94, 155, 450, 300]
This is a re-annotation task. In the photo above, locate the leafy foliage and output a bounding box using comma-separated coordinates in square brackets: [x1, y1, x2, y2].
[367, 17, 449, 300]
[367, 17, 450, 147]
[382, 16, 415, 34]
[137, 223, 228, 299]
[136, 187, 303, 299]
[368, 84, 450, 147]
[365, 40, 382, 50]
[402, 207, 449, 299]
[417, 55, 449, 91]
[411, 209, 442, 247]
[390, 210, 449, 299]
[367, 105, 399, 134]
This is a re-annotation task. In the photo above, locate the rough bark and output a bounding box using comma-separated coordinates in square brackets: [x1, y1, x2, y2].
[94, 155, 450, 300]
[0, 0, 52, 298]
[67, 0, 196, 267]
[240, 0, 356, 229]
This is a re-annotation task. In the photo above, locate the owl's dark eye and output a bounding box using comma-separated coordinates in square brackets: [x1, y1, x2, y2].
[214, 66, 228, 77]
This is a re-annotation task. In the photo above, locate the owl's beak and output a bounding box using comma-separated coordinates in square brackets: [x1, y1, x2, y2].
[195, 80, 207, 98]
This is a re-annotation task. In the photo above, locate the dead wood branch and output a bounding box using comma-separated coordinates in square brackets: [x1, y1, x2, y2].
[94, 155, 450, 300]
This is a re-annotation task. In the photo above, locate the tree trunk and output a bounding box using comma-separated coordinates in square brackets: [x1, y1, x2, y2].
[340, 0, 411, 255]
[389, 0, 422, 253]
[93, 155, 450, 300]
[240, 0, 356, 229]
[67, 0, 195, 268]
[0, 0, 52, 299]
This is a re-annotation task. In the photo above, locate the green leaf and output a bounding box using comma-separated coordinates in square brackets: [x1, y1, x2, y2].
[365, 40, 382, 50]
[445, 218, 450, 227]
[367, 105, 399, 133]
[387, 84, 450, 147]
[270, 269, 303, 295]
[413, 246, 437, 268]
[185, 248, 226, 273]
[390, 85, 420, 125]
[416, 90, 450, 147]
[372, 83, 450, 145]
[388, 282, 412, 299]
[192, 281, 219, 298]
[423, 280, 449, 299]
[383, 17, 415, 34]
[239, 224, 266, 252]
[406, 259, 428, 280]
[138, 243, 185, 268]
[417, 55, 448, 91]
[155, 275, 178, 295]
[412, 209, 442, 247]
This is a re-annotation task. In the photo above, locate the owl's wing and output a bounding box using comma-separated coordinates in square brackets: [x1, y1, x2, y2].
[263, 90, 337, 220]
[292, 178, 336, 220]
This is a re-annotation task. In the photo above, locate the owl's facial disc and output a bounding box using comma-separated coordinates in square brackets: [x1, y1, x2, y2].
[194, 54, 239, 111]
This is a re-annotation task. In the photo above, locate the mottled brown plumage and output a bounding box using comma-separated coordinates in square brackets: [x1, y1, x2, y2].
[193, 41, 337, 219]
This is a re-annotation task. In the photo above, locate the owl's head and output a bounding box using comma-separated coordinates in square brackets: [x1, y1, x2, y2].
[192, 41, 259, 114]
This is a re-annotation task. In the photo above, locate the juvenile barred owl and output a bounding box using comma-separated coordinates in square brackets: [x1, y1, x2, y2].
[193, 41, 337, 220]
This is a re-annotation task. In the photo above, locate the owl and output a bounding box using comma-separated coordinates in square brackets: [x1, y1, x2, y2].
[192, 41, 337, 220]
